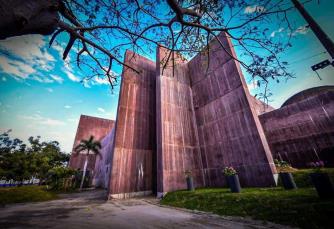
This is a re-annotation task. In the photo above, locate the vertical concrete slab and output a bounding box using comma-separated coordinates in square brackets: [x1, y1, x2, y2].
[156, 47, 205, 194]
[108, 50, 156, 198]
[188, 32, 277, 187]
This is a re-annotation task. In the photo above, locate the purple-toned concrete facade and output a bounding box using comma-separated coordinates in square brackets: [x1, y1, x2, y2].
[108, 51, 157, 198]
[69, 115, 115, 173]
[187, 33, 276, 189]
[155, 32, 277, 195]
[259, 87, 334, 168]
[107, 31, 277, 198]
[69, 32, 334, 198]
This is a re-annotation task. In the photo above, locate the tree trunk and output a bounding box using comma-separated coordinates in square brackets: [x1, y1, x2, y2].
[0, 0, 60, 40]
[79, 152, 89, 191]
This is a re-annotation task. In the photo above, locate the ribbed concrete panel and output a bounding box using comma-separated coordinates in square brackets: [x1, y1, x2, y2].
[260, 90, 334, 167]
[69, 115, 115, 173]
[156, 46, 205, 193]
[188, 32, 276, 187]
[108, 50, 156, 198]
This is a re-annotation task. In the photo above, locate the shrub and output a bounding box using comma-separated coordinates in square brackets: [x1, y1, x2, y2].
[46, 166, 76, 191]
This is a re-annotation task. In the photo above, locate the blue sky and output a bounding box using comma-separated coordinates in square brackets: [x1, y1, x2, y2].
[0, 0, 334, 152]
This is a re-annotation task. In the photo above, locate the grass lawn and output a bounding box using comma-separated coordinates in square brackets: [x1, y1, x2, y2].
[0, 185, 58, 205]
[161, 187, 334, 229]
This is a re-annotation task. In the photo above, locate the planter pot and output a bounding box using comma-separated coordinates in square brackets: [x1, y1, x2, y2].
[226, 175, 241, 193]
[279, 172, 297, 190]
[309, 172, 334, 198]
[186, 177, 195, 191]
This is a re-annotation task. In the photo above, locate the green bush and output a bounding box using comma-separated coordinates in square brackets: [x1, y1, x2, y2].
[46, 166, 76, 191]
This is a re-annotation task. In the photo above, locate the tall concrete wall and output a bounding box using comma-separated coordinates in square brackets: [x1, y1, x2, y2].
[187, 32, 276, 187]
[69, 115, 114, 174]
[260, 89, 334, 167]
[156, 47, 205, 194]
[108, 50, 157, 198]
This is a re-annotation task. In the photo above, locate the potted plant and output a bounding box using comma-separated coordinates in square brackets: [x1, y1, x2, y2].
[184, 170, 194, 191]
[223, 166, 241, 193]
[274, 159, 297, 190]
[308, 161, 334, 198]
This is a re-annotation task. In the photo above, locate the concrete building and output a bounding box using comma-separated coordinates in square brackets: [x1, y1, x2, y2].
[69, 32, 334, 198]
[260, 86, 334, 168]
[68, 115, 115, 175]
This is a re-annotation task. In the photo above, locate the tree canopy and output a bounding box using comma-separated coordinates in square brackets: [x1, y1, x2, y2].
[0, 130, 69, 182]
[0, 0, 318, 99]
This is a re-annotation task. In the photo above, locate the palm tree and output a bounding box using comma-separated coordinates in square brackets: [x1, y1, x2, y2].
[74, 135, 101, 191]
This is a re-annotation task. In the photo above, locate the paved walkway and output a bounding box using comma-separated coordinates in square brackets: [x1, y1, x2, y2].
[0, 190, 293, 229]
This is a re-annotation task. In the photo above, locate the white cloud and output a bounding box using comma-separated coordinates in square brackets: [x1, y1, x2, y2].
[41, 118, 65, 126]
[244, 5, 266, 14]
[82, 79, 91, 88]
[0, 35, 47, 61]
[18, 114, 65, 126]
[51, 43, 65, 58]
[89, 71, 118, 87]
[33, 75, 54, 83]
[62, 64, 80, 82]
[290, 25, 309, 36]
[0, 35, 56, 82]
[270, 28, 285, 37]
[46, 88, 53, 93]
[97, 107, 105, 113]
[66, 70, 81, 82]
[93, 76, 109, 85]
[0, 35, 87, 86]
[50, 74, 64, 83]
[0, 56, 35, 79]
[64, 105, 71, 109]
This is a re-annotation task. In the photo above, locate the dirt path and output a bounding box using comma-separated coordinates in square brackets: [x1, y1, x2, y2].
[0, 190, 293, 229]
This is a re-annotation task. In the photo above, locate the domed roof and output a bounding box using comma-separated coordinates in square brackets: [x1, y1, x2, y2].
[281, 86, 334, 107]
